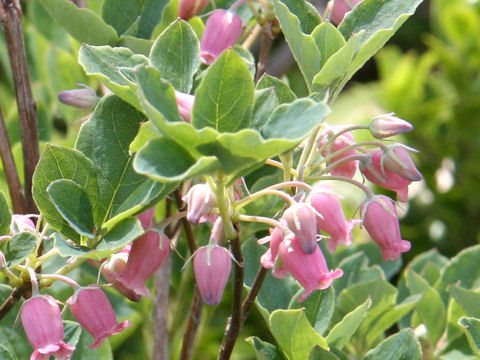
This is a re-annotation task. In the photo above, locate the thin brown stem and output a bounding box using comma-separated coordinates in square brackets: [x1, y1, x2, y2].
[0, 281, 30, 321]
[218, 232, 244, 360]
[1, 0, 40, 214]
[255, 22, 274, 83]
[241, 267, 267, 321]
[0, 105, 26, 213]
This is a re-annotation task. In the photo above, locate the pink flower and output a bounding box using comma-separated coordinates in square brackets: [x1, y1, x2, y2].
[20, 295, 75, 360]
[277, 237, 343, 302]
[193, 245, 232, 305]
[101, 251, 141, 302]
[382, 145, 422, 181]
[282, 203, 319, 254]
[68, 286, 130, 349]
[179, 0, 209, 20]
[331, 0, 363, 25]
[360, 195, 411, 261]
[260, 227, 284, 270]
[308, 186, 360, 253]
[369, 113, 413, 139]
[360, 149, 411, 202]
[318, 127, 358, 178]
[200, 9, 243, 65]
[175, 90, 195, 122]
[57, 87, 98, 109]
[182, 183, 216, 226]
[11, 214, 36, 234]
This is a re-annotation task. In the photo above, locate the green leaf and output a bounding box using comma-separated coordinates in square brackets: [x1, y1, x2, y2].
[64, 321, 82, 348]
[308, 346, 340, 360]
[246, 337, 285, 360]
[270, 309, 328, 360]
[406, 270, 446, 344]
[256, 74, 297, 104]
[0, 232, 37, 267]
[449, 284, 480, 318]
[78, 45, 148, 109]
[150, 19, 200, 92]
[54, 232, 91, 258]
[0, 326, 30, 360]
[363, 329, 422, 360]
[0, 190, 11, 235]
[252, 88, 279, 130]
[47, 179, 95, 238]
[32, 145, 99, 241]
[311, 22, 346, 68]
[0, 345, 15, 360]
[192, 50, 255, 132]
[279, 0, 321, 34]
[102, 0, 168, 38]
[326, 298, 371, 349]
[272, 0, 321, 89]
[75, 95, 173, 230]
[459, 317, 480, 357]
[38, 0, 118, 45]
[117, 36, 153, 56]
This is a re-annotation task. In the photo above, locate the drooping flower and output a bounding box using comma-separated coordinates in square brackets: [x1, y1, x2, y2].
[277, 237, 343, 302]
[382, 145, 422, 181]
[193, 245, 232, 305]
[360, 195, 411, 261]
[331, 0, 363, 25]
[179, 0, 209, 20]
[174, 90, 195, 122]
[259, 227, 284, 270]
[200, 9, 243, 65]
[20, 295, 75, 360]
[282, 203, 319, 254]
[101, 251, 141, 302]
[360, 149, 411, 202]
[308, 186, 360, 253]
[182, 183, 216, 225]
[67, 286, 130, 349]
[369, 113, 413, 139]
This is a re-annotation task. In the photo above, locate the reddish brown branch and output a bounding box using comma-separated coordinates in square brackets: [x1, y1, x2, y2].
[180, 287, 203, 360]
[241, 266, 267, 321]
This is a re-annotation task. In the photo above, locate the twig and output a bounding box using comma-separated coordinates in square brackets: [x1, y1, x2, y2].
[0, 0, 40, 214]
[218, 232, 244, 360]
[255, 22, 274, 83]
[241, 267, 267, 321]
[0, 105, 26, 213]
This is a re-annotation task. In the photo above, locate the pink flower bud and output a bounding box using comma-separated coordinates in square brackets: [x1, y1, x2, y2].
[318, 127, 358, 178]
[21, 295, 75, 360]
[175, 90, 195, 122]
[200, 9, 243, 65]
[179, 0, 209, 20]
[370, 114, 413, 139]
[67, 286, 130, 349]
[58, 87, 98, 109]
[260, 227, 283, 269]
[10, 214, 36, 234]
[117, 231, 170, 300]
[182, 183, 216, 226]
[360, 195, 411, 261]
[278, 237, 343, 302]
[193, 245, 232, 305]
[331, 0, 363, 25]
[360, 149, 411, 202]
[282, 203, 319, 254]
[382, 145, 422, 181]
[308, 186, 360, 253]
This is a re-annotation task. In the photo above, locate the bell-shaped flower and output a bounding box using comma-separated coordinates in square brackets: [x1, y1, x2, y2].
[308, 186, 360, 253]
[101, 251, 141, 302]
[360, 195, 411, 261]
[137, 207, 155, 228]
[278, 237, 343, 302]
[193, 245, 232, 305]
[117, 230, 170, 299]
[360, 149, 411, 202]
[182, 183, 216, 225]
[369, 113, 413, 139]
[260, 227, 283, 270]
[179, 0, 209, 20]
[200, 9, 243, 65]
[382, 145, 422, 181]
[175, 90, 195, 122]
[331, 0, 363, 25]
[20, 295, 75, 360]
[57, 86, 98, 109]
[67, 286, 130, 349]
[282, 203, 319, 254]
[318, 127, 358, 178]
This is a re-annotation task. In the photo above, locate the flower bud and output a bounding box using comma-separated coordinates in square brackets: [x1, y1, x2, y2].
[318, 126, 358, 179]
[58, 87, 98, 109]
[369, 113, 413, 139]
[182, 183, 216, 226]
[68, 286, 130, 349]
[193, 245, 232, 305]
[282, 203, 319, 254]
[179, 0, 209, 20]
[382, 145, 422, 181]
[360, 195, 411, 261]
[200, 9, 243, 65]
[331, 0, 363, 25]
[278, 237, 343, 302]
[21, 295, 76, 360]
[102, 251, 142, 302]
[10, 214, 36, 234]
[175, 90, 195, 122]
[308, 186, 360, 253]
[360, 149, 411, 202]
